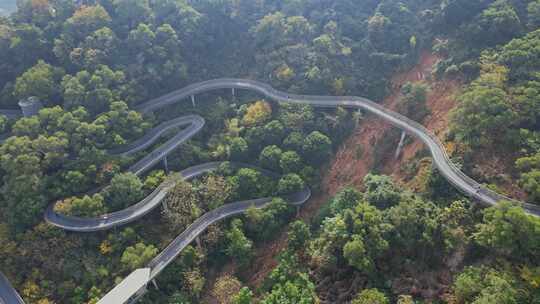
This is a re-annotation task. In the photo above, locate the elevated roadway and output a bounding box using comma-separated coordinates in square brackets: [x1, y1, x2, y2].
[1, 78, 538, 304]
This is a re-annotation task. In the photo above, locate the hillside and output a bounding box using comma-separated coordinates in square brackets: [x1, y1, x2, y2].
[1, 0, 540, 304]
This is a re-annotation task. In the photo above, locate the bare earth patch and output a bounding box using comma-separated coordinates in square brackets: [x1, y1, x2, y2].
[202, 51, 465, 302]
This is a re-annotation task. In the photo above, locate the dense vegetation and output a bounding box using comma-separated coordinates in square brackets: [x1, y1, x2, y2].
[1, 0, 540, 303]
[230, 181, 540, 303]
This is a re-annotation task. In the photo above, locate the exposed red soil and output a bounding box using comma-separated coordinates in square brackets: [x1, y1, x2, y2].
[384, 75, 460, 179]
[319, 51, 465, 302]
[326, 51, 459, 193]
[202, 51, 463, 302]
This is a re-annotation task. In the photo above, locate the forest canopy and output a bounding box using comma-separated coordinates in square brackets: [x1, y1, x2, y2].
[1, 0, 540, 303]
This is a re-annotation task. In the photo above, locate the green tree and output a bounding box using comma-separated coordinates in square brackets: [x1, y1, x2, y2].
[229, 137, 248, 161]
[344, 201, 391, 274]
[363, 174, 401, 209]
[367, 2, 417, 54]
[14, 0, 57, 26]
[384, 196, 439, 258]
[302, 131, 332, 165]
[287, 220, 311, 251]
[343, 235, 370, 271]
[104, 172, 144, 210]
[283, 132, 304, 152]
[14, 60, 64, 105]
[153, 0, 202, 37]
[516, 152, 540, 201]
[263, 120, 285, 145]
[11, 116, 40, 138]
[437, 200, 474, 253]
[329, 187, 362, 215]
[225, 219, 253, 267]
[121, 242, 158, 271]
[244, 126, 266, 154]
[453, 266, 519, 304]
[235, 168, 263, 198]
[499, 29, 540, 80]
[76, 27, 119, 68]
[278, 173, 305, 195]
[251, 12, 313, 52]
[61, 65, 128, 114]
[439, 0, 492, 29]
[399, 82, 430, 122]
[2, 23, 49, 86]
[0, 135, 68, 230]
[245, 198, 292, 241]
[113, 0, 151, 32]
[127, 23, 155, 54]
[70, 194, 106, 216]
[144, 170, 166, 191]
[452, 81, 517, 148]
[279, 104, 314, 131]
[63, 5, 111, 41]
[462, 0, 522, 48]
[259, 145, 282, 171]
[232, 287, 253, 304]
[352, 289, 389, 304]
[94, 101, 149, 146]
[179, 245, 202, 269]
[280, 151, 303, 174]
[260, 273, 318, 304]
[528, 0, 540, 30]
[474, 201, 540, 259]
[512, 80, 540, 128]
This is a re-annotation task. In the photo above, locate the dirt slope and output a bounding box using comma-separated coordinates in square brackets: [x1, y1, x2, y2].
[202, 51, 462, 302]
[326, 51, 458, 194]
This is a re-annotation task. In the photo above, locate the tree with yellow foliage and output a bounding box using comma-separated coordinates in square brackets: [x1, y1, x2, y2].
[211, 275, 243, 304]
[242, 100, 272, 126]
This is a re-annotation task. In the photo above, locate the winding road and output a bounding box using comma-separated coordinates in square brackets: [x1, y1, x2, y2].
[0, 78, 537, 304]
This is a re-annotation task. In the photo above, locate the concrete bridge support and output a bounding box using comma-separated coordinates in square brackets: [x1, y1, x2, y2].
[395, 131, 407, 159]
[232, 88, 236, 99]
[18, 96, 43, 117]
[191, 95, 196, 107]
[163, 156, 169, 174]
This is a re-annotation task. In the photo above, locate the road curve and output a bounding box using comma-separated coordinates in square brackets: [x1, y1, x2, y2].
[1, 77, 539, 304]
[135, 78, 540, 215]
[0, 85, 310, 302]
[44, 115, 205, 231]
